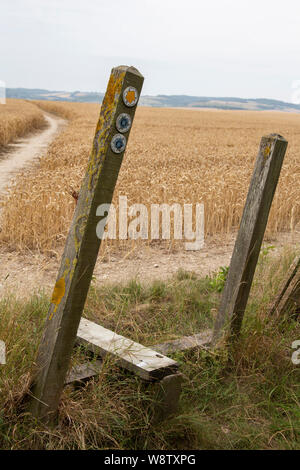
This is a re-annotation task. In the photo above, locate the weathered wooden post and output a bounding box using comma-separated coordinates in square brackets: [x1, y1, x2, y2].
[212, 134, 288, 346]
[268, 255, 300, 317]
[28, 66, 144, 422]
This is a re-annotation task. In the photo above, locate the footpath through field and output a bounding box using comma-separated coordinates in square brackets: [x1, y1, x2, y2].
[0, 112, 65, 197]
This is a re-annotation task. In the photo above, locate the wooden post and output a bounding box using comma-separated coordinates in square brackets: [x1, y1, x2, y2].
[212, 134, 288, 346]
[268, 255, 300, 318]
[28, 66, 144, 422]
[152, 373, 184, 423]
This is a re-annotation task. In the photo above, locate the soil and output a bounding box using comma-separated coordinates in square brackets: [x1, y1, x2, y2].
[0, 231, 300, 299]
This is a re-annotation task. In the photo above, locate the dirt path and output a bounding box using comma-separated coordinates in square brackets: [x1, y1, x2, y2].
[1, 231, 300, 298]
[0, 112, 65, 197]
[0, 238, 235, 297]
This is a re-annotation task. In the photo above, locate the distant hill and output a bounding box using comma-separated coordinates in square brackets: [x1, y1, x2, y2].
[6, 88, 300, 112]
[6, 88, 105, 103]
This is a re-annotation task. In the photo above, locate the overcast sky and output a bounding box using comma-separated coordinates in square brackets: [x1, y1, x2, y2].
[1, 0, 300, 101]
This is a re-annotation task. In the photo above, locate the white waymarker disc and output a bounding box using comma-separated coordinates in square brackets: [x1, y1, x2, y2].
[123, 86, 139, 107]
[111, 134, 127, 154]
[116, 113, 132, 133]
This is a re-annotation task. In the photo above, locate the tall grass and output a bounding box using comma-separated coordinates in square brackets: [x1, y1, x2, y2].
[0, 249, 299, 449]
[0, 99, 46, 148]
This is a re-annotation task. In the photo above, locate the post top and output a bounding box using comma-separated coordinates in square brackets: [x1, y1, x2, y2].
[112, 65, 144, 78]
[263, 133, 287, 142]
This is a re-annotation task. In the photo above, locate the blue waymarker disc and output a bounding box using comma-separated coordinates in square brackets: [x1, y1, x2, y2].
[111, 134, 127, 154]
[116, 113, 132, 133]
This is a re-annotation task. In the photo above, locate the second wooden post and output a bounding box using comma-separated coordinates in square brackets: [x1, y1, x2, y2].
[212, 134, 288, 346]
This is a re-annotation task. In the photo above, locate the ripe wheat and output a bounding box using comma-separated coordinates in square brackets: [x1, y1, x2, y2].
[1, 100, 300, 253]
[0, 99, 46, 148]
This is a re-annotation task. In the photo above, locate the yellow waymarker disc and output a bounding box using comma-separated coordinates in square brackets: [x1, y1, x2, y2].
[123, 86, 138, 107]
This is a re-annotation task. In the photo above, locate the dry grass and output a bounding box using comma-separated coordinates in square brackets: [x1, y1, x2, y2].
[0, 250, 299, 449]
[0, 99, 46, 148]
[1, 101, 300, 253]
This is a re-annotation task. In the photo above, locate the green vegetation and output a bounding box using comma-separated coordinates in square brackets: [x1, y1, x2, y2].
[209, 266, 229, 293]
[0, 249, 299, 450]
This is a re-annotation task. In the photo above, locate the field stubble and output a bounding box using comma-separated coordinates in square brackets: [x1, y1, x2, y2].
[1, 101, 300, 253]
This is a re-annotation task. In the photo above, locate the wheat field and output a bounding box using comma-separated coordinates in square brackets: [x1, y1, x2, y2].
[1, 100, 300, 253]
[0, 99, 46, 148]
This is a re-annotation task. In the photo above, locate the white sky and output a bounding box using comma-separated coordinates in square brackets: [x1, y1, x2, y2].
[1, 0, 300, 101]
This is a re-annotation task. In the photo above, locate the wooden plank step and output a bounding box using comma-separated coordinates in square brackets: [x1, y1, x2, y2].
[69, 328, 212, 386]
[153, 330, 212, 355]
[76, 318, 179, 381]
[65, 360, 102, 385]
